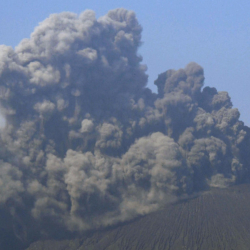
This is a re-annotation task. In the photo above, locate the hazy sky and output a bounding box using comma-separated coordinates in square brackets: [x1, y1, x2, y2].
[1, 0, 250, 125]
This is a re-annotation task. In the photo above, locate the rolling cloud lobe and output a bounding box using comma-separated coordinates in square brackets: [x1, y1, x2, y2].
[0, 8, 249, 244]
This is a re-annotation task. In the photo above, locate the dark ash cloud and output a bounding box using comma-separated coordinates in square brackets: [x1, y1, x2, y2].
[0, 8, 249, 245]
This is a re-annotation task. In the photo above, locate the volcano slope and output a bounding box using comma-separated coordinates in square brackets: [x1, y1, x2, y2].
[26, 183, 250, 250]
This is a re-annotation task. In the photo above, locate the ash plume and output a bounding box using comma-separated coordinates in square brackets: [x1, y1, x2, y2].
[0, 8, 249, 245]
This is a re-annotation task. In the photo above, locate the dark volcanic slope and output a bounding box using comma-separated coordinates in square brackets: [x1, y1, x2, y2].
[27, 184, 250, 250]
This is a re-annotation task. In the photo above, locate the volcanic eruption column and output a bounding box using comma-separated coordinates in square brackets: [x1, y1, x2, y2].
[0, 8, 249, 239]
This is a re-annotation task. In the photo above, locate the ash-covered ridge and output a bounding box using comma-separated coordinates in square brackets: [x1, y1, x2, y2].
[0, 8, 249, 244]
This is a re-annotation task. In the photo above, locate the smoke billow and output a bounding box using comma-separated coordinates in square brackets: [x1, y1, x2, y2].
[0, 8, 249, 243]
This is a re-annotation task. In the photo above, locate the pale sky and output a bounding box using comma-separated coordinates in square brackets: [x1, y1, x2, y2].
[1, 0, 250, 125]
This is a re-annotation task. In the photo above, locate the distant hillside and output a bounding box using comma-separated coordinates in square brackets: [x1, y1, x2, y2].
[26, 184, 250, 250]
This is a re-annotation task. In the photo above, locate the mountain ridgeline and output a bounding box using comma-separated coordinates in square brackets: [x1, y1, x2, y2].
[26, 184, 250, 250]
[0, 8, 249, 249]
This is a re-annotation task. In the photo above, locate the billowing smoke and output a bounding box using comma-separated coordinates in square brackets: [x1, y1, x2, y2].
[0, 8, 249, 244]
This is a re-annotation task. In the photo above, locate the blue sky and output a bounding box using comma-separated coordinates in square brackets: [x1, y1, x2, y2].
[1, 0, 250, 125]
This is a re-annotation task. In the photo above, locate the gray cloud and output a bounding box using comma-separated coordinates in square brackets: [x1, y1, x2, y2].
[0, 7, 249, 245]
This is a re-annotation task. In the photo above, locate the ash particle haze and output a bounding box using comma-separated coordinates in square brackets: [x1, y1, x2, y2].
[0, 8, 249, 244]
